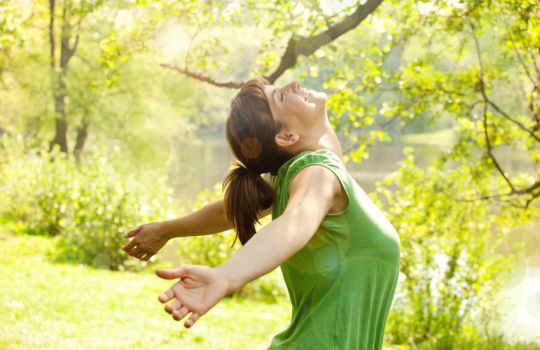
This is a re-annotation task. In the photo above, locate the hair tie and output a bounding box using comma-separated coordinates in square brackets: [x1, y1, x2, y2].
[241, 165, 260, 177]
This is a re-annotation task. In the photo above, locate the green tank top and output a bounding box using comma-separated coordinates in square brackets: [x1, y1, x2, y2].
[267, 149, 401, 350]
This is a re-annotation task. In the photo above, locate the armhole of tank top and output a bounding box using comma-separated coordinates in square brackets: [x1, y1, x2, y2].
[267, 173, 278, 220]
[285, 153, 352, 217]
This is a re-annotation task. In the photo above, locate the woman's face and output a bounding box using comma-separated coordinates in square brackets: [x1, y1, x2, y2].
[263, 80, 327, 131]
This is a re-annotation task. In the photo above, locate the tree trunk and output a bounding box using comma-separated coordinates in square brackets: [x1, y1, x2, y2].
[73, 118, 89, 163]
[49, 73, 69, 153]
[48, 1, 79, 154]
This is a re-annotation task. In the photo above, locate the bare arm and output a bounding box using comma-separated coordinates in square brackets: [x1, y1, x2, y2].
[214, 165, 339, 294]
[163, 173, 274, 239]
[123, 173, 275, 260]
[163, 198, 232, 238]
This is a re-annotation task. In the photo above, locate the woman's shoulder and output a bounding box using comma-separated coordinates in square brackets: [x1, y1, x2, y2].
[266, 148, 346, 186]
[288, 148, 345, 170]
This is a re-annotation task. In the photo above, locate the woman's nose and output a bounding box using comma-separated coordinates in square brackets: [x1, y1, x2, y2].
[287, 80, 300, 92]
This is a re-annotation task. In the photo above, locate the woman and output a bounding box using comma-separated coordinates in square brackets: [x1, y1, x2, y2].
[122, 77, 401, 349]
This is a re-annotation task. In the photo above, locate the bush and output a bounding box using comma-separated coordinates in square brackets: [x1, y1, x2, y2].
[0, 134, 288, 301]
[0, 134, 175, 271]
[373, 148, 538, 349]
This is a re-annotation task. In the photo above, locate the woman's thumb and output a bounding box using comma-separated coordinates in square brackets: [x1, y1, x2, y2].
[124, 226, 143, 238]
[155, 266, 191, 280]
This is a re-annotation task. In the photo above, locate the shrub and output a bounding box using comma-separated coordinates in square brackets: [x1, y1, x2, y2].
[0, 134, 288, 301]
[373, 148, 537, 348]
[0, 134, 175, 271]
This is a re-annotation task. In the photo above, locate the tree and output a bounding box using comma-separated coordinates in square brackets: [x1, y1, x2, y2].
[47, 0, 103, 154]
[159, 0, 385, 86]
[372, 0, 540, 209]
[155, 0, 539, 208]
[1, 0, 197, 162]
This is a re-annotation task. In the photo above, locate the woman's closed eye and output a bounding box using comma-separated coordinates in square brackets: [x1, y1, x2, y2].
[280, 92, 284, 102]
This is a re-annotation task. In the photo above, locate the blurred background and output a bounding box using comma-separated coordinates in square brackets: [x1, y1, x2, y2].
[1, 0, 539, 349]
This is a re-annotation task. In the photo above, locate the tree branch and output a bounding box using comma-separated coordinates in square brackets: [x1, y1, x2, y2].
[469, 18, 515, 193]
[159, 63, 243, 88]
[469, 18, 540, 143]
[505, 20, 538, 92]
[528, 47, 540, 84]
[267, 0, 384, 83]
[443, 184, 536, 211]
[67, 14, 84, 61]
[468, 19, 540, 206]
[49, 0, 56, 69]
[485, 98, 540, 143]
[161, 0, 385, 87]
[481, 98, 515, 192]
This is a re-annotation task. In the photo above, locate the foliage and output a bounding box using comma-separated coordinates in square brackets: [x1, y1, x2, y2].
[141, 0, 540, 207]
[0, 0, 210, 152]
[372, 147, 539, 348]
[0, 134, 175, 271]
[176, 182, 288, 303]
[348, 0, 540, 206]
[0, 4, 21, 70]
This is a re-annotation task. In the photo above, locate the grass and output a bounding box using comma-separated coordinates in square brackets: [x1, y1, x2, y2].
[0, 230, 412, 350]
[6, 234, 540, 350]
[6, 230, 537, 349]
[0, 233, 291, 349]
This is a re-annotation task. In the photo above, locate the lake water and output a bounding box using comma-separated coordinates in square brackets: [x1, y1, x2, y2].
[166, 136, 445, 202]
[166, 135, 540, 343]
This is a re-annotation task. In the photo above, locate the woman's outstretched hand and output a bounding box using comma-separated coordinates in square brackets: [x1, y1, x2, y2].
[122, 222, 170, 261]
[155, 265, 231, 328]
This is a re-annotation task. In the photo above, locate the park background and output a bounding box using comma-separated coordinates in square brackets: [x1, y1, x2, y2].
[1, 0, 540, 349]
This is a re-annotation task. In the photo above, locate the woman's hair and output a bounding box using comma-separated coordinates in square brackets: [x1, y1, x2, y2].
[223, 77, 294, 247]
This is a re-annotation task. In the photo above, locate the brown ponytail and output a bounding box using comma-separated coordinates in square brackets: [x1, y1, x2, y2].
[223, 77, 292, 247]
[223, 165, 274, 247]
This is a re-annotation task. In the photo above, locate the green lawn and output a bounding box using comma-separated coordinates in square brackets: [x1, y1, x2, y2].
[0, 233, 292, 349]
[4, 232, 538, 349]
[0, 231, 434, 350]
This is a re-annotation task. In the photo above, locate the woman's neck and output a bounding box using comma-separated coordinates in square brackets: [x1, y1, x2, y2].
[293, 119, 343, 158]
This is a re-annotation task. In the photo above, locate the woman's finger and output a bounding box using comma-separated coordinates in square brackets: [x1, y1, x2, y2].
[124, 225, 143, 238]
[140, 253, 150, 260]
[122, 240, 138, 253]
[154, 266, 191, 280]
[158, 288, 175, 303]
[185, 312, 200, 328]
[136, 253, 147, 260]
[165, 299, 182, 314]
[144, 254, 154, 261]
[129, 245, 143, 256]
[172, 306, 190, 321]
[143, 251, 156, 260]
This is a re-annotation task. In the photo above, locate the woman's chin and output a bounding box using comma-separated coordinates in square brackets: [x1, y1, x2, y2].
[310, 90, 327, 100]
[307, 91, 326, 105]
[313, 94, 327, 108]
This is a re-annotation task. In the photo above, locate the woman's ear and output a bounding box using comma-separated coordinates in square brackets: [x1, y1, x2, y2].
[274, 129, 299, 148]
